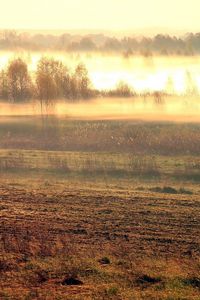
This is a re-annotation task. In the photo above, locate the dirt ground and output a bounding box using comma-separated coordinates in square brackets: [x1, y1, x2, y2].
[0, 184, 200, 299]
[0, 185, 199, 258]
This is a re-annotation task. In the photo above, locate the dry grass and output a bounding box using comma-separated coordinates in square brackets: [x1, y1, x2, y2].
[0, 117, 200, 155]
[0, 149, 199, 185]
[0, 118, 200, 299]
[0, 183, 199, 299]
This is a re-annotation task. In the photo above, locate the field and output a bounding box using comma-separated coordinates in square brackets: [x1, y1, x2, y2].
[0, 116, 200, 299]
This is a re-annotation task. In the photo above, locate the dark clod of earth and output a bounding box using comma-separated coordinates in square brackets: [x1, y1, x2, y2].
[183, 277, 200, 289]
[136, 274, 162, 286]
[98, 257, 111, 265]
[61, 277, 83, 286]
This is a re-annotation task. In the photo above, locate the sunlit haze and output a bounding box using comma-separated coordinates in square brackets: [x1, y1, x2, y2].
[0, 0, 200, 33]
[1, 1, 200, 299]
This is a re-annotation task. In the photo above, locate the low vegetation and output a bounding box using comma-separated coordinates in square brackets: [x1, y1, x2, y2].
[0, 118, 199, 299]
[0, 118, 200, 155]
[0, 149, 199, 186]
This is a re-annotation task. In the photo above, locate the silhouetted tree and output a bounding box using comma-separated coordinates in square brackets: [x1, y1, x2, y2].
[79, 37, 96, 51]
[36, 57, 72, 113]
[72, 63, 91, 99]
[107, 81, 134, 97]
[0, 70, 9, 100]
[7, 58, 33, 102]
[153, 91, 165, 105]
[185, 71, 198, 95]
[104, 37, 122, 51]
[36, 72, 57, 113]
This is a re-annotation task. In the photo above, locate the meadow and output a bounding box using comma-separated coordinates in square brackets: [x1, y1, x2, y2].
[0, 115, 200, 299]
[1, 3, 200, 299]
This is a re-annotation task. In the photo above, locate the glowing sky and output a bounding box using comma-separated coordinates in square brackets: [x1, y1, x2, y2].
[0, 0, 199, 32]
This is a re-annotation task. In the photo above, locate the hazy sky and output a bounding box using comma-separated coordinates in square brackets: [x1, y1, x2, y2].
[0, 0, 199, 32]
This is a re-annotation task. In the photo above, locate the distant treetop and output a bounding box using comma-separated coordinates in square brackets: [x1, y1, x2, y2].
[1, 30, 200, 55]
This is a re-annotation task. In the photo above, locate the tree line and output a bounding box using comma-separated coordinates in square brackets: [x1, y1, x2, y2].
[0, 57, 136, 107]
[2, 31, 200, 55]
[1, 56, 199, 109]
[0, 58, 94, 106]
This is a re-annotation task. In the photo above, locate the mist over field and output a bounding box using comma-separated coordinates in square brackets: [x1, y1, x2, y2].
[1, 97, 200, 123]
[1, 0, 200, 298]
[0, 49, 200, 121]
[1, 50, 200, 93]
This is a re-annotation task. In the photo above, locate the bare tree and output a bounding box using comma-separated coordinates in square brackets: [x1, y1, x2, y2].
[73, 63, 91, 99]
[0, 70, 9, 100]
[7, 58, 33, 102]
[36, 57, 71, 112]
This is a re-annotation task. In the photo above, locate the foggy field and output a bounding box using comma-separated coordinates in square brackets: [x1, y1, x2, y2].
[0, 99, 200, 299]
[1, 51, 200, 93]
[2, 0, 200, 298]
[0, 36, 200, 299]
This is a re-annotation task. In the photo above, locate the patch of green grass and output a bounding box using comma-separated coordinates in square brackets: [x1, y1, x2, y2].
[104, 286, 119, 297]
[0, 149, 199, 186]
